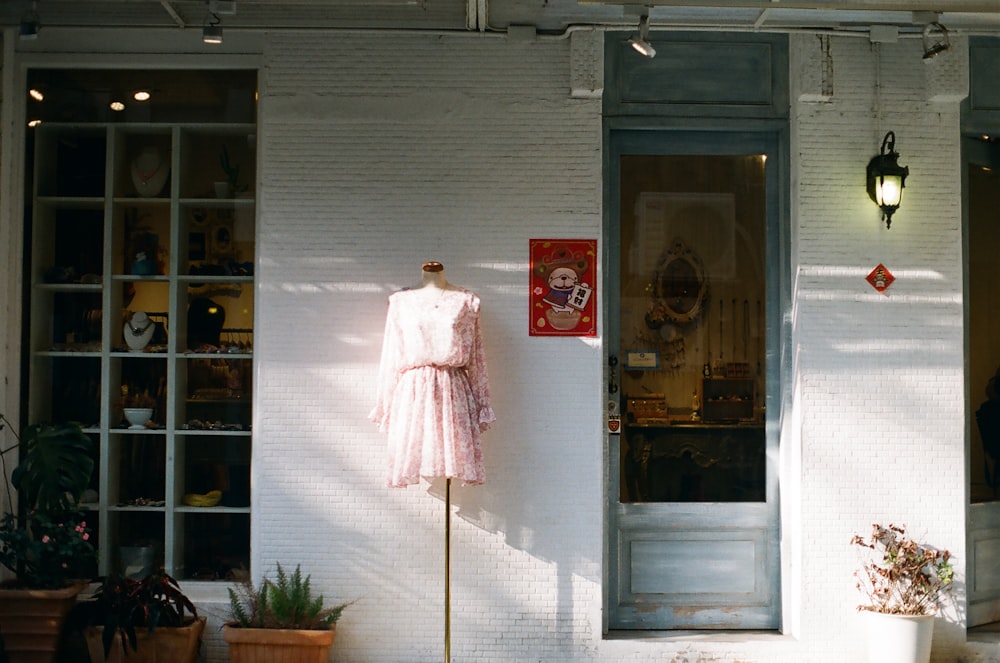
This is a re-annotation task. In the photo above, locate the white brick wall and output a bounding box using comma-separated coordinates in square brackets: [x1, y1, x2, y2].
[0, 26, 991, 663]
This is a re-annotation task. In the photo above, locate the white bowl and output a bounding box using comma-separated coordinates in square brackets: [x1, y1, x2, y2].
[123, 408, 153, 429]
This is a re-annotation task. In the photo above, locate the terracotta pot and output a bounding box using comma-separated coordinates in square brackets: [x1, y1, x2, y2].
[222, 623, 336, 663]
[0, 582, 87, 663]
[83, 615, 206, 663]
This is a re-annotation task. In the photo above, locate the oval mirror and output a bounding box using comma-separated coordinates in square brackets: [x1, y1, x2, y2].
[653, 240, 707, 324]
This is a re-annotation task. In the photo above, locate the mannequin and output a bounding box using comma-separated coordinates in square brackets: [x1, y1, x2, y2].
[130, 146, 170, 197]
[371, 261, 495, 663]
[420, 261, 449, 288]
[371, 261, 494, 487]
[124, 311, 155, 352]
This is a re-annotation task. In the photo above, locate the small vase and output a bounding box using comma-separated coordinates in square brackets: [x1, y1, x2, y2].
[124, 408, 153, 429]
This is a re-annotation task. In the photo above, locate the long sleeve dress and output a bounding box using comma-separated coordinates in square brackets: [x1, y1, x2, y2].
[370, 286, 495, 487]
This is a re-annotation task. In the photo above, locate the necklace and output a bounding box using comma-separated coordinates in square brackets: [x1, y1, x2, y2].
[133, 158, 163, 185]
[128, 317, 154, 336]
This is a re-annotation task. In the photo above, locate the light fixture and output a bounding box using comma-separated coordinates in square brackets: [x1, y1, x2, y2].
[110, 101, 126, 112]
[19, 2, 40, 41]
[922, 22, 950, 59]
[133, 90, 152, 102]
[628, 13, 655, 58]
[866, 131, 909, 229]
[28, 88, 44, 102]
[203, 13, 223, 44]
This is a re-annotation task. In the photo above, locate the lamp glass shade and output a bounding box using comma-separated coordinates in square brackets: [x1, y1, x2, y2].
[876, 174, 903, 208]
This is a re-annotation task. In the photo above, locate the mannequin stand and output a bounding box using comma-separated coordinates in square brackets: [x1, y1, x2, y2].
[445, 477, 451, 663]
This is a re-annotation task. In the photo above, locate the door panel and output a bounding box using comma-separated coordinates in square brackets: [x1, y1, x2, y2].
[967, 135, 1000, 627]
[607, 129, 781, 630]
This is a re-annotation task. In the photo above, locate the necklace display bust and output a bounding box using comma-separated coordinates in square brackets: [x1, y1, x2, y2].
[124, 311, 155, 351]
[130, 146, 170, 197]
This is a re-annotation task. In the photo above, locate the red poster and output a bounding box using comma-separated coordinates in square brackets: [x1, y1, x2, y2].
[529, 239, 597, 337]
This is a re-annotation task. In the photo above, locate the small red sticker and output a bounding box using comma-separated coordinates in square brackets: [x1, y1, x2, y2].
[866, 263, 895, 293]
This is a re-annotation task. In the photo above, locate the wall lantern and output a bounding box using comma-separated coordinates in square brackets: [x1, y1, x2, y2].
[866, 130, 908, 229]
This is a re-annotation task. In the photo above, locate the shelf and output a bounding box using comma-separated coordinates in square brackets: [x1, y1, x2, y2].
[28, 116, 256, 581]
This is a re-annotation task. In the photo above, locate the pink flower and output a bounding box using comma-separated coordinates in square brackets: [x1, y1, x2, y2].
[41, 535, 50, 543]
[80, 521, 87, 528]
[82, 533, 90, 541]
[61, 562, 67, 569]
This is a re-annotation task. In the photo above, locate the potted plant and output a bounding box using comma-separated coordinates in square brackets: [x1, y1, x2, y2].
[218, 145, 247, 197]
[82, 570, 205, 663]
[223, 563, 351, 662]
[0, 412, 97, 663]
[850, 523, 954, 663]
[118, 386, 157, 430]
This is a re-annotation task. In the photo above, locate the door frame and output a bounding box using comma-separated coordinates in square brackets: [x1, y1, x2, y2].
[602, 121, 791, 631]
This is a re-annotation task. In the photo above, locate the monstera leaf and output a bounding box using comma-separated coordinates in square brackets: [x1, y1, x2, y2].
[11, 422, 94, 512]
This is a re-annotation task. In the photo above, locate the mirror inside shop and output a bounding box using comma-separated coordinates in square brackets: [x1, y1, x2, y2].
[618, 154, 767, 504]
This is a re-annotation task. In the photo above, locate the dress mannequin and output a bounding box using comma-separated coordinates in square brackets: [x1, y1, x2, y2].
[124, 311, 155, 351]
[371, 261, 494, 487]
[130, 146, 170, 197]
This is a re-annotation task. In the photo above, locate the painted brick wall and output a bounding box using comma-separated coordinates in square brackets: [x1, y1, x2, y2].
[790, 33, 969, 661]
[231, 29, 981, 663]
[251, 30, 607, 663]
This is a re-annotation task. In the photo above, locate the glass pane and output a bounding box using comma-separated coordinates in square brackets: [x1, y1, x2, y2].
[969, 149, 1000, 503]
[619, 154, 767, 503]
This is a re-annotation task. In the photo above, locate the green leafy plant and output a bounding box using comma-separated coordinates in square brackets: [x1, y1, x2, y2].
[227, 563, 350, 630]
[88, 570, 199, 657]
[0, 412, 96, 588]
[219, 145, 246, 194]
[851, 523, 954, 616]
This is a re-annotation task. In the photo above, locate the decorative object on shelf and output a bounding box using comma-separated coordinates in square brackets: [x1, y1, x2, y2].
[182, 489, 222, 507]
[223, 563, 351, 663]
[120, 386, 157, 429]
[866, 131, 908, 228]
[124, 310, 155, 351]
[650, 238, 708, 325]
[219, 145, 247, 196]
[0, 412, 96, 662]
[851, 523, 953, 663]
[130, 146, 170, 198]
[123, 408, 154, 430]
[83, 571, 204, 663]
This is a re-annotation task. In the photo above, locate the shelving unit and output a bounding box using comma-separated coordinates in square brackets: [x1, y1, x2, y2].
[28, 121, 256, 581]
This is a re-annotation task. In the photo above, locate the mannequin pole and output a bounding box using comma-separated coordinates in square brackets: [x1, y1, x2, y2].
[445, 478, 451, 663]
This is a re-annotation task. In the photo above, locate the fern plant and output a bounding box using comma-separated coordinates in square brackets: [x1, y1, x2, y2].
[227, 563, 350, 630]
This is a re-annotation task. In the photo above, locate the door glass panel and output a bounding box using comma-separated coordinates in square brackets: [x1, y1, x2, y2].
[969, 139, 1000, 504]
[619, 154, 767, 503]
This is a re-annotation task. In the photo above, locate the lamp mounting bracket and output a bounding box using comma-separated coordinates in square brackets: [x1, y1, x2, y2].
[209, 0, 236, 15]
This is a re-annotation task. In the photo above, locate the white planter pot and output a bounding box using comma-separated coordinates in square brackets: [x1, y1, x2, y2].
[860, 610, 935, 663]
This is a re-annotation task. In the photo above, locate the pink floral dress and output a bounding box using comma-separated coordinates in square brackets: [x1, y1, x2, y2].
[370, 286, 495, 487]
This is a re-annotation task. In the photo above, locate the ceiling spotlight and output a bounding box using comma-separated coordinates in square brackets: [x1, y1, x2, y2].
[133, 90, 152, 102]
[628, 14, 655, 58]
[922, 22, 950, 59]
[28, 88, 44, 102]
[110, 101, 126, 112]
[203, 13, 223, 44]
[27, 119, 42, 128]
[19, 1, 40, 40]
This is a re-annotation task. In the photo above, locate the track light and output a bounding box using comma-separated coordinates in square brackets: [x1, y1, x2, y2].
[19, 2, 40, 40]
[203, 13, 223, 44]
[629, 14, 655, 58]
[922, 22, 951, 59]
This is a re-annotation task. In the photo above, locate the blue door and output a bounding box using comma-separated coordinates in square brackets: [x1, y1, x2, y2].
[606, 128, 784, 629]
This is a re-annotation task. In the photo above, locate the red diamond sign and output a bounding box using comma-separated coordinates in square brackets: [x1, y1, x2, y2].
[866, 263, 895, 293]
